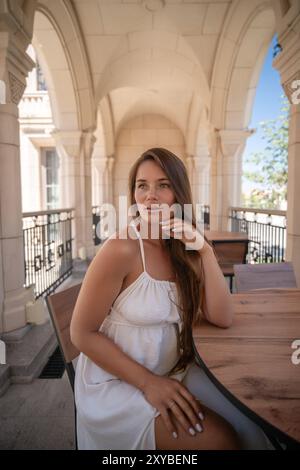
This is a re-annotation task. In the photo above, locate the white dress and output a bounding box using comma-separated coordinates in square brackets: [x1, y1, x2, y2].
[74, 218, 274, 450]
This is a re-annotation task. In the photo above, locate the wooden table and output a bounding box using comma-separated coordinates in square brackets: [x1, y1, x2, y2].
[192, 289, 300, 449]
[204, 230, 249, 243]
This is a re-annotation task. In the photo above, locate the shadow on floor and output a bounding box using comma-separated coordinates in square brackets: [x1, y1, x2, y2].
[0, 371, 75, 450]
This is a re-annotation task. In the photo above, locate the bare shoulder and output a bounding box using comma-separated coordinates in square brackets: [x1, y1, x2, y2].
[70, 225, 139, 342]
[91, 225, 138, 273]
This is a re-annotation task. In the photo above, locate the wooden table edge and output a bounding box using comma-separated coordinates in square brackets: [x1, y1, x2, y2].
[191, 339, 300, 449]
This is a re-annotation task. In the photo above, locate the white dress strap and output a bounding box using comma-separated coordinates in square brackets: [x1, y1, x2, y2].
[130, 218, 146, 272]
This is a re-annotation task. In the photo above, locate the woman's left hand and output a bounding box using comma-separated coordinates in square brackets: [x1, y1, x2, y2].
[160, 217, 205, 251]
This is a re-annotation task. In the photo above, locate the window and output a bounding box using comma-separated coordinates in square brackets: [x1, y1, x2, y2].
[36, 60, 47, 91]
[44, 148, 60, 210]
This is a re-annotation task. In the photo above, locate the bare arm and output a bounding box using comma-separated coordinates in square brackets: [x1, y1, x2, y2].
[160, 216, 234, 328]
[70, 236, 155, 391]
[199, 241, 234, 328]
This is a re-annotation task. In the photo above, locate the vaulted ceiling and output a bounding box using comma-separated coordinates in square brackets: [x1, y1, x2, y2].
[32, 0, 276, 151]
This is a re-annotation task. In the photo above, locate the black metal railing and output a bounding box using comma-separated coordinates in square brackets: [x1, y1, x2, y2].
[229, 207, 286, 263]
[196, 204, 210, 231]
[90, 204, 287, 265]
[201, 204, 210, 230]
[22, 208, 74, 298]
[92, 206, 102, 245]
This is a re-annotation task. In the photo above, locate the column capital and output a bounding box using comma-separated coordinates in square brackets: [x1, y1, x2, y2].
[186, 154, 210, 171]
[107, 154, 115, 172]
[51, 129, 82, 159]
[218, 128, 255, 143]
[92, 157, 108, 172]
[51, 129, 82, 143]
[0, 1, 36, 44]
[52, 128, 97, 160]
[0, 31, 35, 105]
[217, 128, 255, 157]
[185, 155, 195, 172]
[273, 15, 300, 104]
[81, 128, 97, 159]
[193, 155, 211, 170]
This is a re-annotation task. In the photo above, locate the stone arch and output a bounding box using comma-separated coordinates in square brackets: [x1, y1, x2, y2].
[210, 1, 276, 131]
[114, 88, 188, 139]
[98, 95, 115, 158]
[32, 1, 95, 132]
[185, 94, 205, 157]
[94, 30, 210, 111]
[113, 113, 186, 227]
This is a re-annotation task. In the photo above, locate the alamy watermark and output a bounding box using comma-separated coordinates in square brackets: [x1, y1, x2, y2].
[291, 79, 300, 105]
[291, 339, 300, 365]
[96, 198, 205, 251]
[0, 79, 6, 104]
[0, 339, 6, 365]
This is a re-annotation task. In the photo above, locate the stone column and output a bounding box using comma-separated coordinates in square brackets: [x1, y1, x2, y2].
[53, 129, 96, 261]
[92, 157, 108, 206]
[193, 156, 211, 207]
[186, 154, 210, 214]
[185, 155, 195, 204]
[273, 12, 300, 285]
[209, 128, 253, 231]
[107, 154, 115, 206]
[0, 32, 35, 333]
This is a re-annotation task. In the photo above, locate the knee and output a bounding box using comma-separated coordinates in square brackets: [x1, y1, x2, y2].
[222, 426, 242, 450]
[215, 420, 242, 450]
[203, 406, 242, 450]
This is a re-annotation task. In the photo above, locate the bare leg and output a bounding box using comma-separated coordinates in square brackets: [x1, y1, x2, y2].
[154, 400, 241, 450]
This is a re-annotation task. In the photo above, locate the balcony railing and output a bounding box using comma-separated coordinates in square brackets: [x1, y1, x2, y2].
[229, 207, 287, 263]
[92, 206, 102, 246]
[22, 208, 74, 299]
[21, 204, 287, 298]
[200, 204, 210, 230]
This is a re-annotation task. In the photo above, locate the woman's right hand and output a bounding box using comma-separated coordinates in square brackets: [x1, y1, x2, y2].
[141, 373, 205, 438]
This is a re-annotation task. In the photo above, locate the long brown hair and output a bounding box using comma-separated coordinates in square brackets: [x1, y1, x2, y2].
[128, 147, 207, 377]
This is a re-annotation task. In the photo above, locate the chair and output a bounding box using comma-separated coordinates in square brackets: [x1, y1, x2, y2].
[233, 262, 297, 293]
[211, 240, 249, 292]
[45, 282, 82, 449]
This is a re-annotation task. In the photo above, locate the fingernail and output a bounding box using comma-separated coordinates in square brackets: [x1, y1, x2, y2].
[189, 427, 196, 436]
[195, 423, 203, 433]
[172, 431, 178, 439]
[198, 412, 204, 420]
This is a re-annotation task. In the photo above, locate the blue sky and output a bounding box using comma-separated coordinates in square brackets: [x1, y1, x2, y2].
[242, 35, 285, 194]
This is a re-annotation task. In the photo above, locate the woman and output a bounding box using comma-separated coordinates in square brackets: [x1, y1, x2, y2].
[70, 147, 272, 450]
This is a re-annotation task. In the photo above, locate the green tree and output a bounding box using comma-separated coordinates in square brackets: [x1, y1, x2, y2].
[242, 94, 290, 209]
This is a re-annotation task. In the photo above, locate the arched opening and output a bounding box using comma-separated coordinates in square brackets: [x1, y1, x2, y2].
[242, 35, 288, 211]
